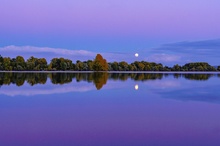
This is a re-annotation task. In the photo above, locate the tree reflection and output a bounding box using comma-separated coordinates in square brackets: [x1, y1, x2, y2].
[50, 73, 72, 84]
[15, 73, 26, 86]
[26, 73, 47, 86]
[183, 74, 214, 81]
[93, 72, 108, 90]
[0, 73, 219, 89]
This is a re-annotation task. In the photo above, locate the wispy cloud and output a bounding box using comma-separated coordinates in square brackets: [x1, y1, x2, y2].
[1, 39, 220, 65]
[147, 54, 181, 63]
[0, 45, 95, 56]
[146, 39, 220, 66]
[0, 45, 132, 62]
[156, 39, 220, 55]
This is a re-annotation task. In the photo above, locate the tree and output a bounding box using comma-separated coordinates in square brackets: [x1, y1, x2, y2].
[3, 57, 12, 71]
[182, 62, 216, 71]
[37, 58, 48, 70]
[50, 58, 60, 70]
[134, 61, 145, 71]
[172, 64, 181, 71]
[26, 56, 37, 70]
[86, 60, 93, 71]
[129, 63, 137, 71]
[15, 56, 26, 70]
[111, 62, 119, 71]
[0, 55, 3, 70]
[0, 55, 3, 63]
[119, 61, 128, 71]
[75, 61, 84, 71]
[92, 54, 108, 71]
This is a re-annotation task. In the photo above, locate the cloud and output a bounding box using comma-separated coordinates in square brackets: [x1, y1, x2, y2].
[0, 45, 131, 62]
[147, 39, 220, 66]
[1, 39, 220, 66]
[0, 45, 95, 56]
[147, 54, 181, 63]
[162, 39, 220, 48]
[156, 39, 220, 56]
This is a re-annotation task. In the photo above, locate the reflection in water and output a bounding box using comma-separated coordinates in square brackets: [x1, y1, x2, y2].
[93, 72, 108, 90]
[0, 72, 219, 90]
[1, 73, 220, 146]
[183, 74, 214, 80]
[0, 72, 164, 90]
[135, 84, 139, 90]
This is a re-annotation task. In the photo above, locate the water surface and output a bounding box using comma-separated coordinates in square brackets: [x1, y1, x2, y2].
[0, 73, 220, 146]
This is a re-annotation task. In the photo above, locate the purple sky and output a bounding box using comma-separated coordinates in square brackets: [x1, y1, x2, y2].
[0, 0, 220, 65]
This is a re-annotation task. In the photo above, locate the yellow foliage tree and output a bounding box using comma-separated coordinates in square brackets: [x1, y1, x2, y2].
[92, 54, 108, 71]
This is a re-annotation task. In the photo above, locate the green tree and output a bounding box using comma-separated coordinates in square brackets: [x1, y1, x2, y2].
[0, 55, 3, 62]
[3, 57, 12, 71]
[0, 55, 3, 70]
[134, 61, 145, 71]
[75, 60, 84, 71]
[26, 56, 37, 70]
[182, 62, 216, 71]
[111, 62, 119, 71]
[129, 63, 137, 71]
[119, 61, 128, 71]
[87, 60, 93, 71]
[15, 56, 26, 70]
[50, 58, 60, 70]
[172, 64, 181, 71]
[36, 58, 48, 70]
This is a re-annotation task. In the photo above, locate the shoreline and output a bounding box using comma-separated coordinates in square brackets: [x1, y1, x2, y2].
[0, 71, 220, 74]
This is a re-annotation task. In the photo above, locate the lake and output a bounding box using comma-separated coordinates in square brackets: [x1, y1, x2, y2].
[0, 72, 220, 146]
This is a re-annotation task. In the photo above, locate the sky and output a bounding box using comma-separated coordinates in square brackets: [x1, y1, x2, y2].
[0, 0, 220, 66]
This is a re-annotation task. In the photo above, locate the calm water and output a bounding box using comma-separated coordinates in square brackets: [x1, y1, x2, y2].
[0, 73, 220, 146]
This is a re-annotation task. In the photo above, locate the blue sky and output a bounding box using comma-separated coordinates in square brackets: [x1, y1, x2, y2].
[0, 0, 220, 66]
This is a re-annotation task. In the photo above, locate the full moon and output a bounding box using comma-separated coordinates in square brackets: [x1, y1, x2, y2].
[135, 53, 139, 57]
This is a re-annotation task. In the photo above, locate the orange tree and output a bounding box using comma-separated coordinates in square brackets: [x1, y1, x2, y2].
[92, 54, 108, 71]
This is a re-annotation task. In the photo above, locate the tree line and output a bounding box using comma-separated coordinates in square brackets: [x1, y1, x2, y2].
[0, 54, 219, 71]
[0, 73, 218, 89]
